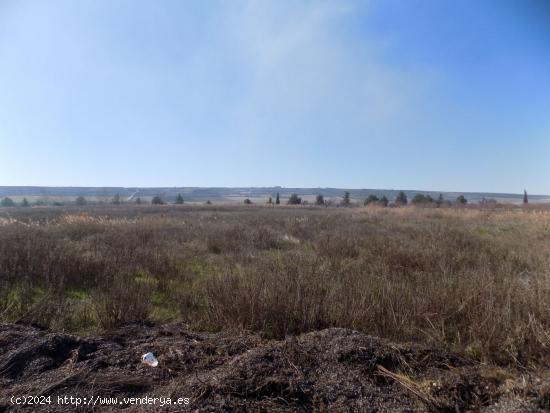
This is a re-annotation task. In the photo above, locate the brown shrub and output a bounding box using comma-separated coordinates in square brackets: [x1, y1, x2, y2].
[0, 205, 548, 367]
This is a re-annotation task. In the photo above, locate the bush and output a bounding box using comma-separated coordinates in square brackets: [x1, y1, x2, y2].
[412, 194, 434, 205]
[364, 195, 379, 206]
[0, 197, 15, 207]
[152, 196, 165, 205]
[456, 195, 468, 205]
[287, 194, 301, 205]
[93, 271, 154, 328]
[395, 191, 408, 205]
[243, 198, 252, 205]
[75, 196, 87, 206]
[175, 194, 184, 204]
[316, 194, 325, 205]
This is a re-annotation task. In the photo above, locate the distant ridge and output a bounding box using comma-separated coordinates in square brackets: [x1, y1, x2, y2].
[0, 186, 549, 204]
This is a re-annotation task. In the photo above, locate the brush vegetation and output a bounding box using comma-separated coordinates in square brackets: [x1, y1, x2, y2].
[0, 205, 548, 368]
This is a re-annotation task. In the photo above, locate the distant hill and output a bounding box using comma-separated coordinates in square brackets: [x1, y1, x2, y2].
[0, 186, 549, 204]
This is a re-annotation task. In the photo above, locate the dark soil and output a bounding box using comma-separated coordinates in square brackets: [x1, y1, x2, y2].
[0, 324, 547, 412]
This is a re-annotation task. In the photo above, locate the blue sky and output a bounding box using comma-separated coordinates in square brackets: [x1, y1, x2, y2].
[0, 0, 549, 193]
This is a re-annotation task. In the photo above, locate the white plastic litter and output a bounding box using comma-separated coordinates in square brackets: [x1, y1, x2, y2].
[141, 352, 158, 367]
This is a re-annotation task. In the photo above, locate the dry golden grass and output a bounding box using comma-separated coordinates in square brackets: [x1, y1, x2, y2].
[0, 204, 548, 368]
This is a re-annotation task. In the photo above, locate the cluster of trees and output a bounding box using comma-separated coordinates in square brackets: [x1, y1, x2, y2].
[266, 191, 352, 207]
[271, 190, 470, 208]
[410, 193, 467, 206]
[274, 191, 455, 207]
[0, 197, 30, 207]
[151, 196, 165, 205]
[73, 193, 187, 206]
[265, 192, 282, 205]
[287, 193, 302, 205]
[392, 192, 468, 206]
[149, 194, 185, 205]
[361, 192, 470, 207]
[364, 194, 389, 207]
[1, 197, 17, 207]
[363, 191, 407, 207]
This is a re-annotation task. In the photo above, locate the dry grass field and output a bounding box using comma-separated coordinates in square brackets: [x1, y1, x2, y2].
[1, 204, 549, 368]
[1, 204, 550, 411]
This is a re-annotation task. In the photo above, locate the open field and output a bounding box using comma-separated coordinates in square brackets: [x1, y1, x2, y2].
[1, 205, 549, 411]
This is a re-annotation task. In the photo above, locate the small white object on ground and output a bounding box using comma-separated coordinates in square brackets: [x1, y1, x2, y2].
[142, 352, 159, 367]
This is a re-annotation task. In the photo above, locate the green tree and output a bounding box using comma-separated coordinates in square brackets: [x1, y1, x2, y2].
[275, 193, 280, 205]
[523, 190, 528, 204]
[151, 196, 164, 205]
[379, 196, 389, 207]
[243, 198, 252, 204]
[75, 196, 87, 206]
[364, 194, 379, 206]
[287, 193, 301, 205]
[316, 194, 325, 205]
[112, 193, 121, 205]
[456, 195, 467, 205]
[267, 196, 272, 204]
[21, 198, 30, 207]
[412, 194, 435, 205]
[0, 197, 15, 207]
[412, 194, 424, 204]
[436, 193, 444, 206]
[205, 200, 212, 205]
[175, 194, 184, 204]
[341, 191, 351, 206]
[135, 197, 142, 205]
[395, 191, 408, 205]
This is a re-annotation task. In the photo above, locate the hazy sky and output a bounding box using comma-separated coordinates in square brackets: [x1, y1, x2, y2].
[0, 0, 549, 193]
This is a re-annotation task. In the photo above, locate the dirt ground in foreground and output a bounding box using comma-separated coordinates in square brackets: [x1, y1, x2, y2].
[0, 324, 548, 412]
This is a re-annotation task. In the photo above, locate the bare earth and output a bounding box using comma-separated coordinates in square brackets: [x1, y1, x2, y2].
[1, 324, 547, 412]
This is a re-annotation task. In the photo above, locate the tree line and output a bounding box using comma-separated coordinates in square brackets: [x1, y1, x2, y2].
[244, 191, 470, 207]
[0, 190, 533, 208]
[0, 193, 191, 207]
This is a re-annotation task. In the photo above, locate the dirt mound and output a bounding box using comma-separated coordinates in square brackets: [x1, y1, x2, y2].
[0, 324, 546, 412]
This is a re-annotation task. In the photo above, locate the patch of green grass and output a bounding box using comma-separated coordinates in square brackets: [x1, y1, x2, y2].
[134, 268, 158, 286]
[59, 288, 98, 332]
[149, 291, 180, 323]
[0, 284, 45, 320]
[177, 258, 218, 277]
[474, 227, 494, 237]
[66, 288, 89, 300]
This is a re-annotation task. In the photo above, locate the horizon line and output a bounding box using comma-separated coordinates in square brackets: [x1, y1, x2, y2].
[0, 185, 546, 197]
